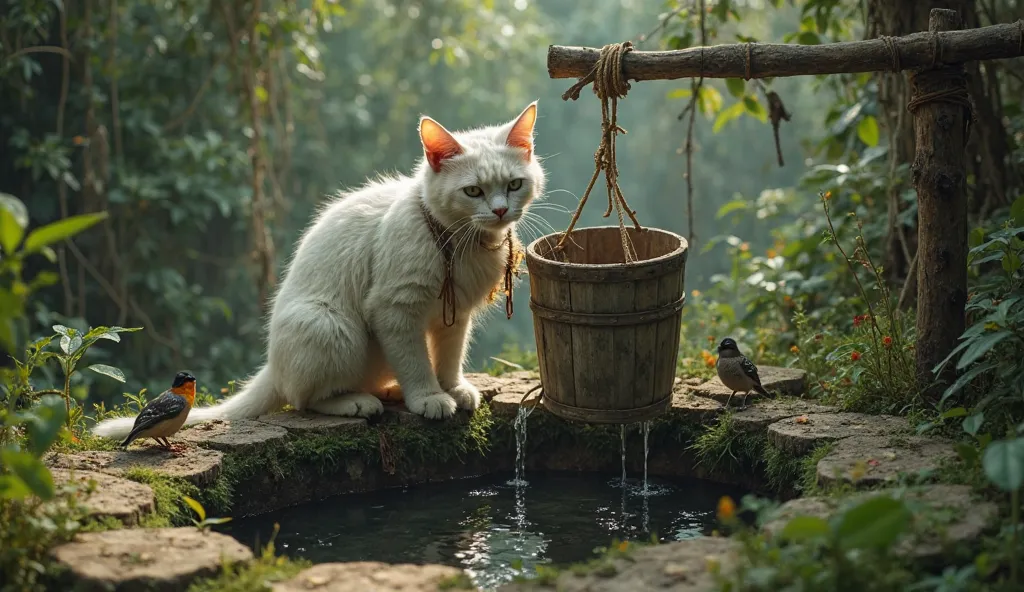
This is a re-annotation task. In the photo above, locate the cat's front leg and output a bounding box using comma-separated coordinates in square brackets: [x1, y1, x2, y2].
[372, 308, 458, 419]
[431, 319, 481, 411]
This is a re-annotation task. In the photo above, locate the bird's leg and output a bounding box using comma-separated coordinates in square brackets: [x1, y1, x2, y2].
[155, 437, 171, 449]
[740, 390, 750, 410]
[725, 390, 737, 408]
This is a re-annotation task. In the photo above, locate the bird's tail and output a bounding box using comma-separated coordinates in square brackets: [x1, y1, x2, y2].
[754, 383, 771, 397]
[91, 365, 281, 440]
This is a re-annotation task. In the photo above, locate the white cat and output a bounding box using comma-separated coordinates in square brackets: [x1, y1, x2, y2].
[93, 101, 544, 438]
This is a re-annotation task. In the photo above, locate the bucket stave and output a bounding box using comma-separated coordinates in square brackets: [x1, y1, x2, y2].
[526, 227, 688, 424]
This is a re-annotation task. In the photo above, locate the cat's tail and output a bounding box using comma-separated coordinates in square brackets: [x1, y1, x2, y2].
[91, 365, 282, 440]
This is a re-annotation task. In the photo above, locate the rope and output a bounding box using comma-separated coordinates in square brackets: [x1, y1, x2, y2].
[744, 42, 754, 81]
[906, 32, 974, 147]
[558, 41, 642, 261]
[421, 204, 522, 326]
[518, 384, 544, 411]
[880, 36, 901, 72]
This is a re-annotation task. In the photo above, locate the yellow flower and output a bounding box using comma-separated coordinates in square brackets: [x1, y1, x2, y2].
[691, 289, 701, 298]
[716, 496, 736, 521]
[766, 248, 778, 258]
[739, 242, 750, 252]
[617, 541, 630, 552]
[850, 460, 867, 482]
[790, 345, 799, 354]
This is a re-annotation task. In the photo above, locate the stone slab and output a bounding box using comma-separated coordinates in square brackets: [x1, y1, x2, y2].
[53, 469, 155, 526]
[51, 527, 253, 591]
[762, 485, 997, 562]
[767, 412, 910, 455]
[178, 419, 288, 452]
[500, 536, 738, 591]
[46, 446, 223, 486]
[817, 435, 958, 488]
[257, 411, 369, 434]
[272, 562, 466, 592]
[667, 387, 724, 424]
[692, 366, 807, 404]
[730, 399, 838, 433]
[466, 371, 540, 402]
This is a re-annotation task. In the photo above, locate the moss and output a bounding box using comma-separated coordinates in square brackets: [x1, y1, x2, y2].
[78, 515, 125, 532]
[121, 467, 233, 527]
[798, 442, 837, 495]
[690, 414, 767, 476]
[437, 572, 475, 590]
[186, 544, 310, 592]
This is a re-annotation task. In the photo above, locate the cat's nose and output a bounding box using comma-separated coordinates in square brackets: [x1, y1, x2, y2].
[492, 207, 508, 219]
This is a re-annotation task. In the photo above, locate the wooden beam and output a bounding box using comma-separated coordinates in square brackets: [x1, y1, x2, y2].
[547, 20, 1024, 81]
[912, 9, 970, 398]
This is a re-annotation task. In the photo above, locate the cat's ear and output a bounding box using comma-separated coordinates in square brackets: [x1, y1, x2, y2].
[505, 101, 538, 160]
[419, 116, 463, 173]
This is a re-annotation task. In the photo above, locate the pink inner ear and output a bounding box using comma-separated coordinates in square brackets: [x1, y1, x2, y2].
[506, 103, 537, 160]
[420, 117, 463, 173]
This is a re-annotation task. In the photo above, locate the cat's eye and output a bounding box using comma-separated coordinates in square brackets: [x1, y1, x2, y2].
[463, 186, 484, 198]
[507, 179, 524, 192]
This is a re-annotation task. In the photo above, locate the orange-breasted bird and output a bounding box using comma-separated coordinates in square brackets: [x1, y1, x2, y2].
[120, 371, 197, 451]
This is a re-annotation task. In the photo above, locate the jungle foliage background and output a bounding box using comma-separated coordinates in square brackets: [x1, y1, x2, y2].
[1, 0, 1021, 417]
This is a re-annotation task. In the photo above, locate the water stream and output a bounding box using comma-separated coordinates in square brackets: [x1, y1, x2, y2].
[509, 403, 535, 487]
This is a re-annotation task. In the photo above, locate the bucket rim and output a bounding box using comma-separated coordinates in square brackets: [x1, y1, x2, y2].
[525, 226, 688, 272]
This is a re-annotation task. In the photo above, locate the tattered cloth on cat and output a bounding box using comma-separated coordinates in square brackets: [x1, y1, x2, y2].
[419, 203, 523, 326]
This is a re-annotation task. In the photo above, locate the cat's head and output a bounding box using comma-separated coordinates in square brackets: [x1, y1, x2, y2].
[418, 102, 545, 234]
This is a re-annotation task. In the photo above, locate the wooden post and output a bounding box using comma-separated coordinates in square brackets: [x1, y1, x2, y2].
[912, 8, 971, 398]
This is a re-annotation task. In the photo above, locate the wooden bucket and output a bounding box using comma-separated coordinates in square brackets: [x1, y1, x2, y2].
[525, 226, 688, 424]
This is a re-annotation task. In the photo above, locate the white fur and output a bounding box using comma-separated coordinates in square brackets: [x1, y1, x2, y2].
[92, 103, 545, 439]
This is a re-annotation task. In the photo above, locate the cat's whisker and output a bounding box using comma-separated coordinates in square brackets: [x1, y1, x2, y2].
[521, 212, 562, 238]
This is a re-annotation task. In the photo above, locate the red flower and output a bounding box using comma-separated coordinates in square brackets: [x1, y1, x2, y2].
[853, 315, 861, 327]
[883, 336, 893, 348]
[851, 351, 861, 361]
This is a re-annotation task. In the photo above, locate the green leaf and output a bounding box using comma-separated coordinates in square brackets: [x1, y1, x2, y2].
[712, 101, 746, 133]
[955, 442, 980, 467]
[202, 517, 233, 526]
[982, 438, 1024, 491]
[60, 333, 83, 355]
[835, 496, 911, 551]
[698, 86, 723, 116]
[22, 212, 109, 253]
[715, 199, 749, 219]
[88, 364, 126, 383]
[742, 96, 768, 123]
[666, 88, 692, 100]
[0, 448, 55, 500]
[0, 192, 28, 254]
[182, 495, 206, 521]
[725, 78, 746, 98]
[956, 331, 1013, 370]
[963, 412, 984, 436]
[969, 227, 986, 248]
[857, 116, 880, 147]
[1011, 195, 1024, 226]
[23, 395, 67, 455]
[52, 324, 71, 337]
[940, 407, 968, 419]
[779, 515, 830, 542]
[797, 31, 821, 45]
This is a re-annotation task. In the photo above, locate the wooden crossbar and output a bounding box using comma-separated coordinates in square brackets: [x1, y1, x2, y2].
[548, 20, 1023, 81]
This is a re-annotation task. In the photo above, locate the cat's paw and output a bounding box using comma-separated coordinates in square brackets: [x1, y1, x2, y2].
[446, 381, 481, 411]
[310, 393, 383, 418]
[405, 391, 458, 420]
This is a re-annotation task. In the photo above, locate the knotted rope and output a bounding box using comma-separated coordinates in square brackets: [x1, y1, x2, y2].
[558, 41, 643, 262]
[421, 203, 522, 326]
[904, 31, 975, 146]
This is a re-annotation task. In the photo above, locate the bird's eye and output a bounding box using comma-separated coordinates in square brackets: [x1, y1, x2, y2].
[463, 186, 484, 197]
[507, 179, 523, 192]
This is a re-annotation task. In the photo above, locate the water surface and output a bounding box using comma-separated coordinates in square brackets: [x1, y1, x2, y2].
[226, 471, 747, 590]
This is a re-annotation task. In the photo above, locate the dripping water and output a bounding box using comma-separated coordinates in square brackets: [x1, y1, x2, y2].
[619, 424, 627, 487]
[641, 420, 651, 496]
[509, 403, 535, 487]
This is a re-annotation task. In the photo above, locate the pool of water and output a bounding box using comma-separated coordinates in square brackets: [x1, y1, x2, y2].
[225, 472, 747, 590]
